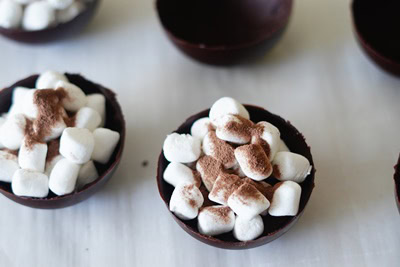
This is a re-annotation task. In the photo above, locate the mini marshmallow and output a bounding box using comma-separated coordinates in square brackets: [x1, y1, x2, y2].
[0, 114, 26, 150]
[209, 173, 242, 205]
[8, 87, 30, 117]
[45, 154, 63, 176]
[190, 117, 213, 140]
[91, 128, 120, 164]
[196, 156, 223, 191]
[198, 206, 235, 236]
[23, 1, 56, 31]
[272, 152, 312, 183]
[232, 163, 246, 178]
[214, 114, 253, 144]
[228, 183, 270, 219]
[242, 178, 273, 200]
[269, 181, 302, 216]
[18, 138, 48, 172]
[55, 80, 87, 112]
[13, 0, 37, 4]
[77, 160, 99, 190]
[209, 97, 250, 122]
[202, 131, 236, 169]
[163, 133, 201, 163]
[235, 144, 272, 181]
[0, 117, 5, 149]
[0, 0, 23, 29]
[86, 94, 106, 127]
[169, 183, 204, 220]
[43, 115, 67, 141]
[22, 89, 39, 119]
[74, 107, 101, 131]
[57, 1, 84, 23]
[233, 215, 264, 241]
[49, 158, 80, 196]
[252, 121, 280, 161]
[0, 150, 19, 182]
[47, 0, 73, 10]
[163, 162, 201, 188]
[12, 169, 49, 198]
[60, 127, 95, 164]
[36, 71, 68, 90]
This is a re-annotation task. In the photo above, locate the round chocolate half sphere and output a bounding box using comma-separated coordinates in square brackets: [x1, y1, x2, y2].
[0, 0, 100, 44]
[157, 105, 316, 249]
[156, 0, 293, 65]
[394, 155, 400, 213]
[352, 0, 400, 76]
[0, 73, 125, 209]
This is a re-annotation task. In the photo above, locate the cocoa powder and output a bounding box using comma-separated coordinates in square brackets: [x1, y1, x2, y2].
[208, 131, 236, 168]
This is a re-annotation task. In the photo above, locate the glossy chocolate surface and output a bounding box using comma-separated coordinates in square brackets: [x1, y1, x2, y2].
[0, 73, 125, 209]
[157, 105, 316, 249]
[156, 0, 293, 65]
[0, 0, 100, 44]
[394, 155, 400, 213]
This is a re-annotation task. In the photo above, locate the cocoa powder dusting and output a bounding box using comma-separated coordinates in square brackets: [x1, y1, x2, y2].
[212, 173, 243, 203]
[208, 131, 236, 168]
[206, 206, 232, 223]
[251, 136, 271, 158]
[182, 184, 198, 208]
[2, 149, 18, 157]
[191, 170, 203, 188]
[197, 156, 223, 191]
[273, 165, 281, 179]
[46, 139, 60, 163]
[223, 115, 254, 140]
[239, 144, 272, 176]
[235, 183, 263, 206]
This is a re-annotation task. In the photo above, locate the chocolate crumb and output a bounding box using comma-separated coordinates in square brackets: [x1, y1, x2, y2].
[142, 160, 149, 167]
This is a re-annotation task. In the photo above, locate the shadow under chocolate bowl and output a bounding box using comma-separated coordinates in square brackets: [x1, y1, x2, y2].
[156, 0, 293, 65]
[394, 155, 400, 213]
[0, 0, 100, 44]
[157, 105, 316, 249]
[352, 0, 400, 76]
[0, 73, 125, 209]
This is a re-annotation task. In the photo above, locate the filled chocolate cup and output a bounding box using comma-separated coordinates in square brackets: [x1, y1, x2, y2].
[352, 0, 400, 76]
[156, 0, 293, 65]
[0, 73, 125, 209]
[157, 105, 316, 249]
[0, 0, 100, 44]
[394, 155, 400, 213]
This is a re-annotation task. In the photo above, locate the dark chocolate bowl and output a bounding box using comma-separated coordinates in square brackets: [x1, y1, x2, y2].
[352, 0, 400, 76]
[394, 155, 400, 213]
[157, 105, 316, 249]
[0, 73, 125, 209]
[0, 0, 100, 44]
[156, 0, 293, 65]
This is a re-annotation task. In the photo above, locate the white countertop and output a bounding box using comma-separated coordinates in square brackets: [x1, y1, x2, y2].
[0, 0, 400, 266]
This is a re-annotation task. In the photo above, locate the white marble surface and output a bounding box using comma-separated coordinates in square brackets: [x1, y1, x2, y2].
[0, 0, 400, 266]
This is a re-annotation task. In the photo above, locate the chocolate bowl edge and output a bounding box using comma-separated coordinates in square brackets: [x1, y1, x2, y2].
[157, 105, 316, 249]
[0, 0, 101, 44]
[0, 73, 126, 209]
[394, 155, 400, 213]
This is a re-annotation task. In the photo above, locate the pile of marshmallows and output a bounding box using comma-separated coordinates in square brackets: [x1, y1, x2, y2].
[163, 97, 312, 242]
[0, 0, 92, 31]
[0, 71, 120, 198]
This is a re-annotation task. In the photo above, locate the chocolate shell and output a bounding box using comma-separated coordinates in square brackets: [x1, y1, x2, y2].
[394, 155, 400, 213]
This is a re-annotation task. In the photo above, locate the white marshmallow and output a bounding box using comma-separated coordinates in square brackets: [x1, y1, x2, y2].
[91, 128, 120, 164]
[279, 139, 290, 152]
[60, 127, 94, 164]
[0, 114, 26, 150]
[234, 144, 272, 181]
[0, 150, 19, 182]
[49, 158, 80, 196]
[23, 1, 56, 31]
[233, 215, 264, 241]
[86, 94, 106, 127]
[74, 107, 101, 131]
[198, 206, 235, 236]
[208, 173, 242, 205]
[0, 117, 5, 149]
[55, 80, 87, 112]
[12, 169, 49, 198]
[18, 138, 48, 172]
[272, 152, 312, 183]
[57, 1, 84, 23]
[77, 160, 99, 190]
[163, 133, 201, 163]
[163, 162, 200, 188]
[43, 115, 67, 141]
[228, 183, 270, 219]
[269, 181, 302, 216]
[215, 114, 252, 144]
[252, 121, 280, 161]
[232, 163, 246, 178]
[8, 87, 30, 117]
[36, 71, 68, 90]
[169, 183, 204, 220]
[0, 0, 23, 29]
[47, 0, 73, 10]
[209, 97, 250, 123]
[13, 0, 37, 4]
[45, 154, 63, 176]
[202, 131, 236, 169]
[22, 89, 39, 119]
[196, 155, 223, 191]
[190, 117, 213, 140]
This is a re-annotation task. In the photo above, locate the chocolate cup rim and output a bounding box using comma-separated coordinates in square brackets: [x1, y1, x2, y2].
[0, 0, 100, 42]
[0, 73, 126, 208]
[351, 0, 400, 71]
[394, 154, 400, 213]
[155, 0, 293, 51]
[157, 105, 316, 249]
